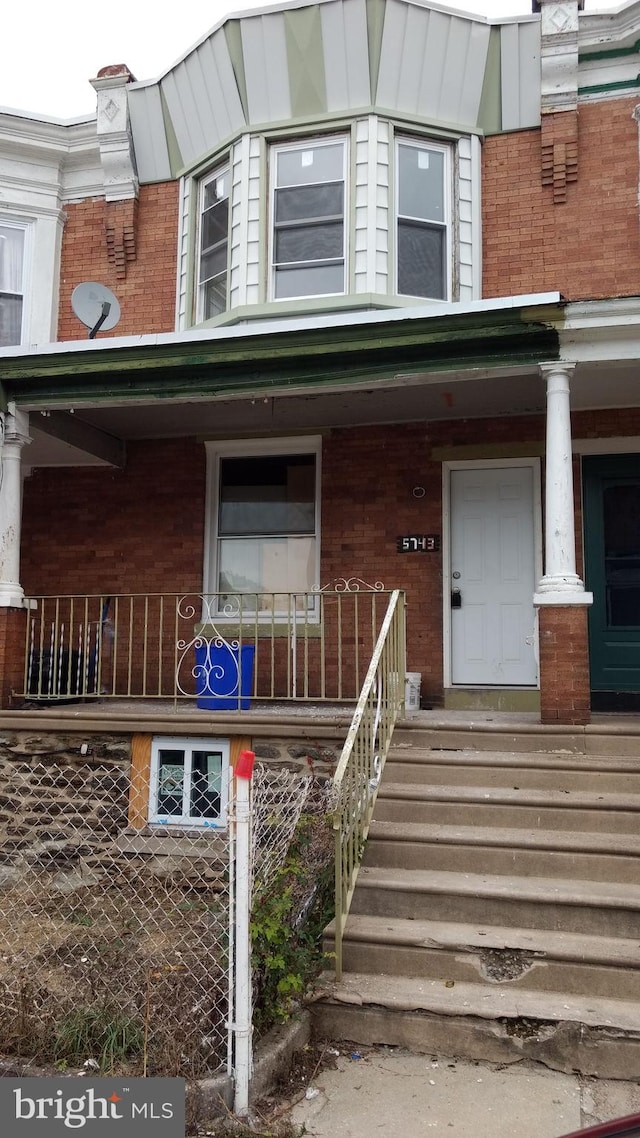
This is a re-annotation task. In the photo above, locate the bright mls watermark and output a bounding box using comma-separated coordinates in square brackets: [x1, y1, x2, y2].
[3, 1078, 185, 1135]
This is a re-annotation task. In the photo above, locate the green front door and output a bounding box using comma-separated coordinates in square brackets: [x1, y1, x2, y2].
[583, 455, 640, 710]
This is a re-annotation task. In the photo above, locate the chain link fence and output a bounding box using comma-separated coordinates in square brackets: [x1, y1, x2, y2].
[0, 742, 334, 1086]
[0, 744, 232, 1079]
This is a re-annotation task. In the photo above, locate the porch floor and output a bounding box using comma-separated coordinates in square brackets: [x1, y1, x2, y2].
[1, 699, 639, 741]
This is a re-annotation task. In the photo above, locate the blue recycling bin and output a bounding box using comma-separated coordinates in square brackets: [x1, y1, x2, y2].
[195, 641, 255, 710]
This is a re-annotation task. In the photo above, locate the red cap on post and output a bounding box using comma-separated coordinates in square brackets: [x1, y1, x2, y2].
[235, 749, 255, 780]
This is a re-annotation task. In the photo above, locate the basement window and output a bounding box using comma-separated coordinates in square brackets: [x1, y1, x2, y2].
[149, 736, 230, 828]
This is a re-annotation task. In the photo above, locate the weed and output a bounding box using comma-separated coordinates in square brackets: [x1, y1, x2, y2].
[53, 1005, 144, 1073]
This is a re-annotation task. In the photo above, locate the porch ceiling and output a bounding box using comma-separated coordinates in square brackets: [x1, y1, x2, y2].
[23, 356, 640, 467]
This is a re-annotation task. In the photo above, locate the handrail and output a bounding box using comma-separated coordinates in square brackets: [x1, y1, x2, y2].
[331, 589, 406, 980]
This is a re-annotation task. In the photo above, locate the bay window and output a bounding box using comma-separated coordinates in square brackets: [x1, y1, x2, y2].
[0, 223, 25, 346]
[396, 138, 450, 301]
[271, 138, 346, 300]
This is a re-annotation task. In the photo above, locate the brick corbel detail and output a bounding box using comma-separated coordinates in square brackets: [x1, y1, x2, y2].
[541, 111, 578, 204]
[105, 198, 138, 279]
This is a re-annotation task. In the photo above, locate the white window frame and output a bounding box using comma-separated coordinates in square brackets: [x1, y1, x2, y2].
[395, 136, 452, 303]
[203, 436, 322, 619]
[269, 136, 348, 302]
[196, 162, 230, 323]
[149, 735, 230, 829]
[0, 219, 30, 347]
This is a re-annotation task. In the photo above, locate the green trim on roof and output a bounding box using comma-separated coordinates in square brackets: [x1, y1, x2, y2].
[225, 20, 249, 122]
[160, 87, 184, 177]
[285, 5, 327, 119]
[578, 76, 640, 96]
[366, 0, 386, 104]
[579, 38, 640, 63]
[478, 25, 502, 136]
[0, 304, 562, 409]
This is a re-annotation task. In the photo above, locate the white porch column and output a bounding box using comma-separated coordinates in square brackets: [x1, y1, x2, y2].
[534, 363, 591, 605]
[0, 408, 30, 608]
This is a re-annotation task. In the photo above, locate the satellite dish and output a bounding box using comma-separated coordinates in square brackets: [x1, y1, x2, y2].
[71, 282, 121, 339]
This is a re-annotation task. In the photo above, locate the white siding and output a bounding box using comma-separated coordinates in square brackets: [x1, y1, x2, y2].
[176, 177, 191, 331]
[229, 135, 262, 310]
[354, 116, 389, 296]
[501, 21, 541, 131]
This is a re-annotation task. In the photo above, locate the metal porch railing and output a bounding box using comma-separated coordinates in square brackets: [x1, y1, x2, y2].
[331, 588, 406, 979]
[20, 583, 399, 706]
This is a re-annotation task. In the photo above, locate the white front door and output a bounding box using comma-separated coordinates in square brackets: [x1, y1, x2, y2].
[449, 465, 538, 686]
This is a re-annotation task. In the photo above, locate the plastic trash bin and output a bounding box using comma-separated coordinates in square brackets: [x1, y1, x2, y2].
[195, 642, 255, 710]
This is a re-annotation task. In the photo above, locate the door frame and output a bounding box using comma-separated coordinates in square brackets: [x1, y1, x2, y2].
[442, 458, 543, 689]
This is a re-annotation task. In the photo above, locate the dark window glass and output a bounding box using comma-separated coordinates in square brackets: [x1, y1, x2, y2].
[275, 183, 343, 224]
[219, 454, 316, 536]
[275, 221, 343, 265]
[0, 294, 23, 347]
[603, 484, 640, 627]
[397, 220, 445, 299]
[190, 750, 223, 818]
[157, 749, 185, 817]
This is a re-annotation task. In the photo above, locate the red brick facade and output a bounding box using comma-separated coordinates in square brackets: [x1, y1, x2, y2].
[483, 99, 640, 303]
[538, 605, 591, 726]
[58, 183, 179, 341]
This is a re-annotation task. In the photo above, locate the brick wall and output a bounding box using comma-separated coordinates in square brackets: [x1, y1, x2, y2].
[482, 98, 640, 302]
[58, 183, 179, 341]
[538, 606, 591, 725]
[20, 410, 640, 709]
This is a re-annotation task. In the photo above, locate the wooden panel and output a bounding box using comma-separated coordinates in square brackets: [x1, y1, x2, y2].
[128, 733, 152, 829]
[230, 736, 253, 771]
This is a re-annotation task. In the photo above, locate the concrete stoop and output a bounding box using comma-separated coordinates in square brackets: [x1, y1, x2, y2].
[315, 723, 640, 1078]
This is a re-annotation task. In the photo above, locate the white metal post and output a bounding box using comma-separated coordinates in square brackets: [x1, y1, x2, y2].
[233, 749, 255, 1117]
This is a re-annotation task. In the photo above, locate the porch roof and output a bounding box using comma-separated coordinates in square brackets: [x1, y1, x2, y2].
[0, 293, 563, 410]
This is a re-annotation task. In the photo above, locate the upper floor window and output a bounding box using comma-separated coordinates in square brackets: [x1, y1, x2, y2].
[396, 139, 450, 301]
[0, 223, 25, 347]
[271, 138, 346, 300]
[197, 164, 229, 321]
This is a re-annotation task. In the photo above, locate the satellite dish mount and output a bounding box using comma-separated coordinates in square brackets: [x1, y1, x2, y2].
[71, 282, 121, 339]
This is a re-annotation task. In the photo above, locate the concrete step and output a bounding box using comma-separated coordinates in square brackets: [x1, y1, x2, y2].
[351, 866, 640, 937]
[323, 915, 640, 1001]
[384, 750, 640, 792]
[375, 782, 640, 834]
[364, 820, 640, 882]
[392, 723, 640, 759]
[312, 971, 640, 1079]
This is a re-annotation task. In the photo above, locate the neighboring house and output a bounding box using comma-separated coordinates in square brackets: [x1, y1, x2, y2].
[1, 0, 640, 725]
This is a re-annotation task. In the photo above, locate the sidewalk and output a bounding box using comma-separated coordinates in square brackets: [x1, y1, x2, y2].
[290, 1046, 640, 1138]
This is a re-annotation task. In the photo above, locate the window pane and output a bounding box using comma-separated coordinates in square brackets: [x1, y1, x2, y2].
[156, 749, 185, 817]
[204, 276, 227, 319]
[0, 225, 25, 292]
[277, 143, 343, 187]
[603, 484, 640, 627]
[397, 220, 445, 299]
[203, 172, 228, 210]
[398, 144, 444, 222]
[0, 294, 23, 347]
[275, 262, 344, 298]
[218, 536, 316, 595]
[219, 455, 315, 535]
[275, 221, 343, 265]
[201, 244, 228, 284]
[276, 183, 343, 224]
[190, 750, 222, 818]
[202, 199, 229, 252]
